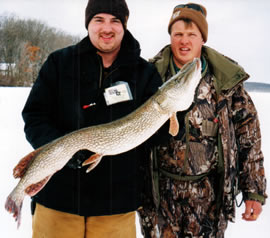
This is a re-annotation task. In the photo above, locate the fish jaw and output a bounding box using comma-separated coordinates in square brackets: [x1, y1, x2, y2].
[155, 58, 201, 115]
[174, 58, 201, 111]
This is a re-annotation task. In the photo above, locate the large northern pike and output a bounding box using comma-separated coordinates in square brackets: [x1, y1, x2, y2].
[5, 58, 201, 227]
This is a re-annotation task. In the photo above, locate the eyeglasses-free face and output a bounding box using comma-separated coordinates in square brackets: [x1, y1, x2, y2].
[88, 13, 124, 54]
[170, 20, 204, 69]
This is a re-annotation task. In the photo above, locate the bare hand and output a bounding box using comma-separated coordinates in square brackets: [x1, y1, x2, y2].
[242, 200, 262, 221]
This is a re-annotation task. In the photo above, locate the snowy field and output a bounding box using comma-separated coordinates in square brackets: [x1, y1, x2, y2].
[1, 87, 269, 237]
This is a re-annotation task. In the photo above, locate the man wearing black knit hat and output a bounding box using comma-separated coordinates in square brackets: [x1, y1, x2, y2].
[22, 0, 162, 237]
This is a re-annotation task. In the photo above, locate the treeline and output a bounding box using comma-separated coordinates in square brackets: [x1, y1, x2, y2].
[0, 14, 80, 86]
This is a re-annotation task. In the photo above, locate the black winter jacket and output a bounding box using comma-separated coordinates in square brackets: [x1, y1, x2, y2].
[22, 30, 162, 216]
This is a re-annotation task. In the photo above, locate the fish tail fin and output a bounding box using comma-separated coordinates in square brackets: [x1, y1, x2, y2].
[5, 187, 24, 228]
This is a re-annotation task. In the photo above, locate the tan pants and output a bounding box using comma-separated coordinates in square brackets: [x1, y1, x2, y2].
[32, 203, 136, 238]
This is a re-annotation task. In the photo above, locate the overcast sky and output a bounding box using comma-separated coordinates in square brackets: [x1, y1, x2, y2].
[1, 0, 270, 84]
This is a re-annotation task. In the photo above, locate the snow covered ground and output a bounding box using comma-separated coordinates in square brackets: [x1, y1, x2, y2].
[1, 87, 269, 237]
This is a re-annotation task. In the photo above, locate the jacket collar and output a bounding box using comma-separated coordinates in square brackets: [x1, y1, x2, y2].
[149, 44, 171, 80]
[150, 45, 249, 93]
[202, 46, 249, 95]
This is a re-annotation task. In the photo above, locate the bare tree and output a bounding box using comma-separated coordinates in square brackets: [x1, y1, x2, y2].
[0, 14, 80, 86]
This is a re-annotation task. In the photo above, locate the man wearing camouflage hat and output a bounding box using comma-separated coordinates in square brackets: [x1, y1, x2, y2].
[138, 3, 267, 237]
[22, 0, 162, 237]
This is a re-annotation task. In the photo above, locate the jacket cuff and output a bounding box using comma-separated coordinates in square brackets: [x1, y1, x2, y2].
[244, 192, 266, 205]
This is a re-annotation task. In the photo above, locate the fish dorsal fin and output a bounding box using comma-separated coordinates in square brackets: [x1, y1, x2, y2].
[169, 112, 179, 136]
[13, 147, 43, 179]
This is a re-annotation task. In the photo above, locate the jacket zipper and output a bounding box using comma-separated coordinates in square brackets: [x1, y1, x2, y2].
[97, 56, 119, 88]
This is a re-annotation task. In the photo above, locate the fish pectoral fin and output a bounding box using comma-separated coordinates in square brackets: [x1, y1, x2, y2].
[86, 157, 102, 173]
[82, 153, 103, 173]
[169, 112, 179, 136]
[82, 153, 103, 166]
[25, 175, 52, 196]
[13, 147, 43, 179]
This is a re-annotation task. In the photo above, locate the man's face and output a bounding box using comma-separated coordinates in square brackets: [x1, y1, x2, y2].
[88, 13, 124, 55]
[170, 20, 204, 69]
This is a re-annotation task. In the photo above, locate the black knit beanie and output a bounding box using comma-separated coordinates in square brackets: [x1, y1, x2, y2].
[85, 0, 129, 29]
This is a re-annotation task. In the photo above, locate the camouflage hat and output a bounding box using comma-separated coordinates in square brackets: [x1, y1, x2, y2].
[168, 3, 208, 42]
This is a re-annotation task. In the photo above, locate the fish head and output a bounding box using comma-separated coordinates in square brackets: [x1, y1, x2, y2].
[158, 58, 201, 113]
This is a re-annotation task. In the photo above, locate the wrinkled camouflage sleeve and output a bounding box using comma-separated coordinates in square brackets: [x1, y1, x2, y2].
[232, 84, 267, 204]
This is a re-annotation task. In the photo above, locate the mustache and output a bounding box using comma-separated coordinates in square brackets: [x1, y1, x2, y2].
[99, 31, 115, 36]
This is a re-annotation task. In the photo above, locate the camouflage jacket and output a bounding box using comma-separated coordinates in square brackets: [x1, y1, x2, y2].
[139, 45, 267, 234]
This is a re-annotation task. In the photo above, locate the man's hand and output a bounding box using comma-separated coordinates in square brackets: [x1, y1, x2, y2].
[66, 150, 92, 169]
[242, 200, 262, 221]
